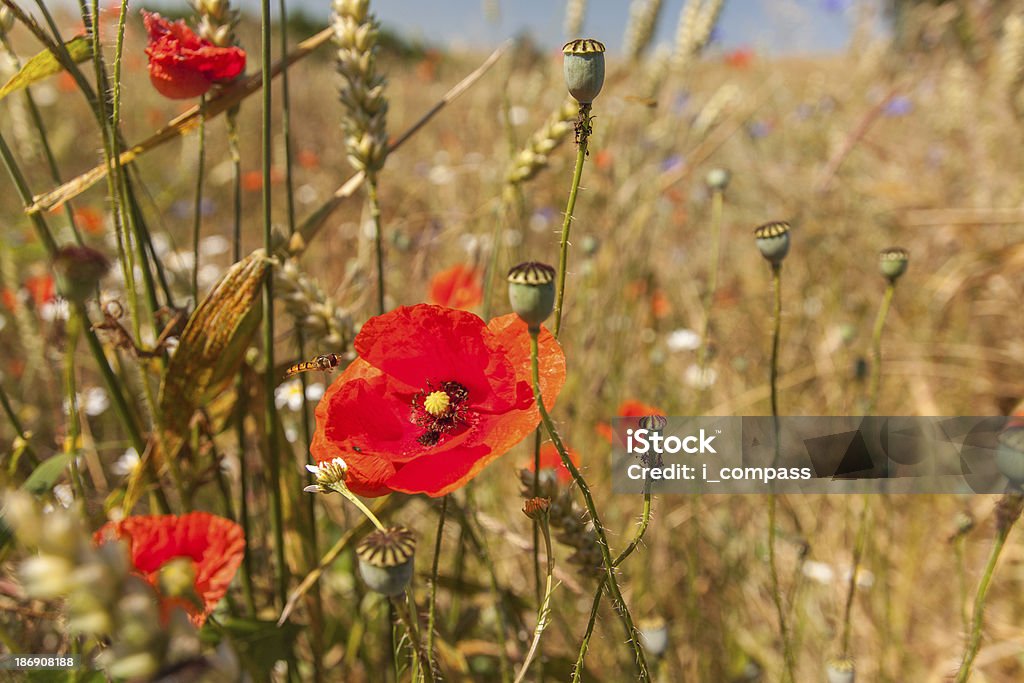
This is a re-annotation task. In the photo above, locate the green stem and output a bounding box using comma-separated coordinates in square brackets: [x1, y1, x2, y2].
[0, 131, 151, 465]
[866, 283, 895, 416]
[553, 104, 592, 338]
[514, 513, 555, 683]
[367, 175, 385, 314]
[529, 330, 651, 681]
[192, 96, 207, 304]
[766, 263, 795, 682]
[393, 593, 433, 683]
[426, 495, 447, 677]
[0, 383, 37, 469]
[572, 491, 653, 682]
[260, 0, 288, 615]
[330, 484, 387, 532]
[696, 188, 723, 410]
[839, 499, 870, 658]
[63, 309, 86, 502]
[954, 517, 1016, 682]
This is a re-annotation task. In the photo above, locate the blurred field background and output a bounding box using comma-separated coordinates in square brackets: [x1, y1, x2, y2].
[2, 0, 1024, 681]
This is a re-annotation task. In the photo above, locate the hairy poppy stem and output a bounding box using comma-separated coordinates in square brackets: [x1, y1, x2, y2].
[955, 494, 1021, 683]
[866, 282, 895, 416]
[528, 329, 651, 681]
[553, 104, 592, 338]
[572, 490, 653, 682]
[191, 96, 207, 305]
[766, 262, 796, 683]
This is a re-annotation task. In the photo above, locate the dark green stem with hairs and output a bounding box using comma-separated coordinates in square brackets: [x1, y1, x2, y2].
[528, 329, 651, 681]
[553, 104, 592, 338]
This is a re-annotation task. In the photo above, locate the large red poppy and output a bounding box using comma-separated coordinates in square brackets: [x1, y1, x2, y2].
[142, 12, 245, 100]
[311, 304, 565, 497]
[94, 512, 245, 625]
[428, 264, 483, 310]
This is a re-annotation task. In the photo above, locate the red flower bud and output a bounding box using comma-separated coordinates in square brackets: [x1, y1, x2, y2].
[142, 11, 245, 100]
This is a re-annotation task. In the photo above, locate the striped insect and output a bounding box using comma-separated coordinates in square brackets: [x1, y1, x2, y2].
[284, 353, 342, 378]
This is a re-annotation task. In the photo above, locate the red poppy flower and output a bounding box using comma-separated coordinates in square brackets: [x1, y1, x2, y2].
[527, 443, 580, 485]
[94, 512, 245, 626]
[142, 11, 245, 100]
[596, 399, 665, 443]
[24, 274, 55, 307]
[428, 264, 483, 310]
[311, 304, 565, 497]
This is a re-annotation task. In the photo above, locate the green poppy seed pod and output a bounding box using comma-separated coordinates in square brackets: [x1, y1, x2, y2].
[826, 658, 855, 683]
[996, 426, 1024, 490]
[705, 168, 731, 192]
[639, 415, 667, 432]
[52, 245, 110, 303]
[356, 526, 416, 596]
[637, 617, 669, 658]
[878, 247, 909, 283]
[507, 262, 556, 330]
[562, 39, 606, 105]
[753, 221, 791, 265]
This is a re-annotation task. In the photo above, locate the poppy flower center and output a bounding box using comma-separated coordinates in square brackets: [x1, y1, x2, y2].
[423, 391, 450, 416]
[411, 381, 470, 447]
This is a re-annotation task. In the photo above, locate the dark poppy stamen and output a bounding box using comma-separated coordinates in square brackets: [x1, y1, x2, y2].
[411, 381, 470, 446]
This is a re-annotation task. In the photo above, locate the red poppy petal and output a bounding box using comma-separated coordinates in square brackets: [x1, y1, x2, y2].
[487, 314, 565, 412]
[148, 61, 213, 99]
[384, 441, 492, 496]
[355, 305, 518, 412]
[94, 512, 244, 625]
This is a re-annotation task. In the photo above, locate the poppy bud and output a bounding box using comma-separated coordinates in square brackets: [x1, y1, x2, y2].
[639, 415, 667, 432]
[996, 426, 1024, 490]
[522, 497, 551, 521]
[562, 39, 605, 105]
[753, 221, 791, 265]
[52, 245, 109, 303]
[356, 526, 416, 596]
[507, 262, 556, 331]
[878, 247, 909, 283]
[637, 616, 669, 657]
[826, 657, 856, 683]
[705, 168, 731, 192]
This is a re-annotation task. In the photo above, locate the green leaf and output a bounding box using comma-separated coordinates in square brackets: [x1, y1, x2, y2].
[21, 452, 75, 495]
[0, 36, 92, 102]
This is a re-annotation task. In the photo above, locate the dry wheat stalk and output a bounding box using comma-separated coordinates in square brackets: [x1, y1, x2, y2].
[506, 100, 578, 185]
[564, 0, 587, 38]
[332, 0, 388, 174]
[624, 0, 664, 61]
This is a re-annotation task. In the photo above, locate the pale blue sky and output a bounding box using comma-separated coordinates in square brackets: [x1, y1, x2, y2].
[224, 0, 861, 54]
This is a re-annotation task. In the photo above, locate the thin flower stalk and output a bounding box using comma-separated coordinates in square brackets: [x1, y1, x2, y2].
[514, 501, 556, 683]
[553, 106, 593, 338]
[866, 282, 895, 415]
[425, 496, 447, 677]
[955, 493, 1023, 682]
[528, 330, 651, 681]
